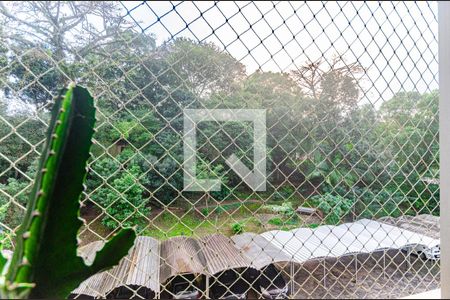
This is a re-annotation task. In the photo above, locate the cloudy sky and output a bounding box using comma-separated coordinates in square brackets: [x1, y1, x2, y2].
[120, 1, 438, 107]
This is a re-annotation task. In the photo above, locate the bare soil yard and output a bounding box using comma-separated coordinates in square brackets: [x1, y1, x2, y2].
[281, 249, 439, 299]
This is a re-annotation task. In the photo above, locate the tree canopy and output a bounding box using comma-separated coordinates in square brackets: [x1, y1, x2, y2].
[0, 1, 439, 237]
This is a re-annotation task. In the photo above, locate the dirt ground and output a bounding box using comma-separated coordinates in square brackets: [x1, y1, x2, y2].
[279, 249, 440, 299]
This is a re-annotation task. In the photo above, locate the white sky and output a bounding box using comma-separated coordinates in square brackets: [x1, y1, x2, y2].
[120, 1, 438, 107]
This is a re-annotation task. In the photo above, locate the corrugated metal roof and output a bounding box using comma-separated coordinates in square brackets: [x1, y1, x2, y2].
[355, 219, 438, 249]
[260, 219, 440, 264]
[380, 214, 440, 239]
[123, 236, 160, 292]
[71, 218, 440, 297]
[72, 240, 121, 298]
[200, 234, 252, 275]
[72, 236, 160, 298]
[231, 232, 292, 270]
[160, 236, 207, 283]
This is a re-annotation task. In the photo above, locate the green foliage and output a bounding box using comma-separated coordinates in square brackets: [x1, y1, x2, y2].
[200, 208, 209, 217]
[268, 217, 283, 226]
[231, 222, 244, 234]
[196, 161, 231, 200]
[264, 202, 295, 217]
[88, 152, 150, 230]
[201, 203, 240, 216]
[200, 202, 262, 217]
[162, 38, 245, 98]
[264, 202, 300, 227]
[145, 212, 205, 239]
[0, 1, 441, 255]
[272, 186, 296, 201]
[352, 187, 409, 219]
[0, 85, 136, 299]
[0, 178, 29, 230]
[311, 193, 354, 225]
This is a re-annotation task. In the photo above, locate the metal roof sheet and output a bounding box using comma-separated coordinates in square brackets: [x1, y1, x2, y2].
[199, 234, 252, 275]
[231, 232, 292, 269]
[123, 236, 160, 292]
[380, 214, 440, 239]
[72, 236, 160, 298]
[355, 219, 439, 249]
[160, 236, 207, 283]
[260, 219, 440, 264]
[71, 218, 440, 296]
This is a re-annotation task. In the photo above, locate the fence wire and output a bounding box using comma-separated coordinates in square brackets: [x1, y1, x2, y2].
[0, 1, 440, 299]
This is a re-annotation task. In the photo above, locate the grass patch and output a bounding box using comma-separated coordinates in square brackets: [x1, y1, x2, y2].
[144, 211, 263, 240]
[268, 217, 283, 226]
[201, 202, 262, 216]
[267, 215, 301, 228]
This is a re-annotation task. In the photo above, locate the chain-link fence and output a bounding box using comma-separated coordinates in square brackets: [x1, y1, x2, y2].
[0, 1, 440, 299]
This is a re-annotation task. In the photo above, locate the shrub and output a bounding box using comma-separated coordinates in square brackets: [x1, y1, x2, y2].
[310, 193, 354, 225]
[90, 164, 150, 230]
[231, 222, 244, 234]
[352, 187, 406, 219]
[0, 178, 29, 228]
[196, 162, 231, 201]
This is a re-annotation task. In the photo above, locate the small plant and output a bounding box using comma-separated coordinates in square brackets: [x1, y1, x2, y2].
[231, 222, 244, 234]
[310, 193, 354, 225]
[0, 85, 136, 299]
[201, 207, 209, 216]
[268, 217, 283, 226]
[263, 202, 296, 218]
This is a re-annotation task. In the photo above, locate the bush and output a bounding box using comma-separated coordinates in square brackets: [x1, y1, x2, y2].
[352, 187, 406, 219]
[90, 163, 150, 230]
[231, 222, 244, 234]
[196, 161, 231, 201]
[0, 178, 29, 227]
[310, 193, 354, 225]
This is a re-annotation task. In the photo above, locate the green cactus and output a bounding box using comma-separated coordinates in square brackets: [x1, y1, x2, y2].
[0, 84, 136, 298]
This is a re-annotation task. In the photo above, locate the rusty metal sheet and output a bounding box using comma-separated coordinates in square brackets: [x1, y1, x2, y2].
[71, 236, 160, 298]
[199, 234, 251, 275]
[159, 236, 207, 283]
[231, 232, 291, 270]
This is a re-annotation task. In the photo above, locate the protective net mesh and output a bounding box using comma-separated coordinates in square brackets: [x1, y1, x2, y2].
[0, 1, 439, 299]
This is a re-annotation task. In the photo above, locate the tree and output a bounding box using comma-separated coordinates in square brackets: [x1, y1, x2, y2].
[0, 2, 131, 60]
[290, 57, 363, 116]
[378, 91, 439, 214]
[161, 38, 246, 99]
[0, 1, 137, 107]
